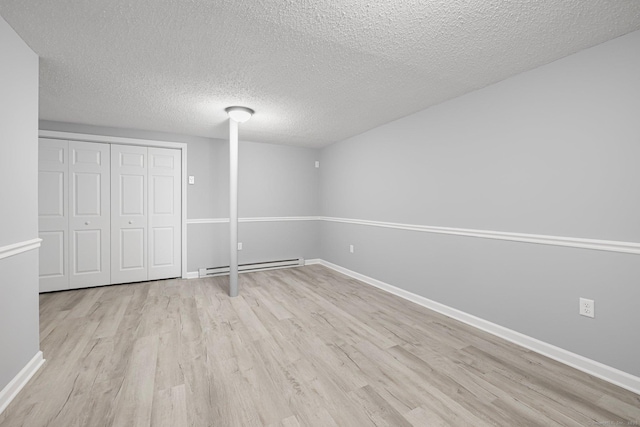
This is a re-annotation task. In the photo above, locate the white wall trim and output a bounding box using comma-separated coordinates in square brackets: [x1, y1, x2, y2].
[0, 238, 42, 261]
[187, 218, 229, 224]
[0, 351, 45, 415]
[188, 215, 640, 255]
[187, 216, 321, 225]
[320, 216, 640, 255]
[39, 131, 189, 279]
[241, 216, 320, 223]
[185, 271, 199, 279]
[304, 258, 322, 265]
[316, 260, 640, 395]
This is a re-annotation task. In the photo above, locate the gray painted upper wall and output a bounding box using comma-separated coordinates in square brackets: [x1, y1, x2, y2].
[321, 30, 640, 243]
[239, 141, 320, 218]
[184, 137, 228, 219]
[1, 17, 39, 248]
[185, 137, 320, 219]
[0, 14, 40, 392]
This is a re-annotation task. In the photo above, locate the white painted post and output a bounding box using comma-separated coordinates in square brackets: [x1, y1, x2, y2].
[229, 118, 239, 297]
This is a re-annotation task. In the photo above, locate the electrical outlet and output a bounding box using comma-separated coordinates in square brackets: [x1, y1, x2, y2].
[237, 242, 243, 251]
[188, 176, 195, 185]
[349, 244, 354, 253]
[579, 298, 594, 318]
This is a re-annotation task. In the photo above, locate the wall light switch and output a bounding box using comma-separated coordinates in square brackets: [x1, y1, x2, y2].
[349, 244, 354, 253]
[315, 161, 320, 168]
[238, 242, 243, 251]
[188, 176, 195, 185]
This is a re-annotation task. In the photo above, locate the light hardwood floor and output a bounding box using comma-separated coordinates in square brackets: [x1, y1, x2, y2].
[1, 265, 639, 426]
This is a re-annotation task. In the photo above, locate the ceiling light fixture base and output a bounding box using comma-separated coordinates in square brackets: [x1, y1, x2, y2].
[225, 106, 254, 123]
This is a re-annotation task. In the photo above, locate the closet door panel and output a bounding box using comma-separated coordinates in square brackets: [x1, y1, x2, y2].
[39, 231, 65, 283]
[148, 147, 181, 280]
[121, 228, 145, 269]
[38, 138, 69, 292]
[69, 141, 111, 288]
[111, 144, 148, 284]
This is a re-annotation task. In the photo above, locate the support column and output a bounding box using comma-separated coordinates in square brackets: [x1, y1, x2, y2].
[229, 119, 239, 297]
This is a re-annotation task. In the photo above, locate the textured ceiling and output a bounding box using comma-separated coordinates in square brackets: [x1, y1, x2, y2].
[1, 1, 640, 147]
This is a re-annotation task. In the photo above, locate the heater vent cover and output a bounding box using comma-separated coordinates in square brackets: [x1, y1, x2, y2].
[199, 258, 304, 278]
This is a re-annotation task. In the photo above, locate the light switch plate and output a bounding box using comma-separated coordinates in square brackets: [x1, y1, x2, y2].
[188, 176, 195, 185]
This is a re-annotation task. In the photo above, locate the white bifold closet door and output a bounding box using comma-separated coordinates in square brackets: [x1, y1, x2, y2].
[38, 139, 69, 292]
[111, 144, 181, 285]
[69, 141, 111, 288]
[39, 139, 182, 292]
[111, 145, 148, 284]
[148, 147, 181, 280]
[38, 139, 110, 291]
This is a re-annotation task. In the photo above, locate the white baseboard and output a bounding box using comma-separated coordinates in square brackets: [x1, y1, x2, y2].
[185, 271, 199, 279]
[316, 260, 640, 396]
[304, 258, 322, 265]
[0, 351, 45, 415]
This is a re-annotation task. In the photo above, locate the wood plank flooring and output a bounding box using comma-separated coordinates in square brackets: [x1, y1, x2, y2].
[1, 265, 639, 426]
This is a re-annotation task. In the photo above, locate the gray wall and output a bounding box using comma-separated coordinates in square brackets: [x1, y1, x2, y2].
[187, 139, 321, 270]
[0, 15, 40, 391]
[320, 30, 640, 376]
[38, 122, 322, 273]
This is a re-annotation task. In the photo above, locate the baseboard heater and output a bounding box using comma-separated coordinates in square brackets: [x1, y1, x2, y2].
[199, 258, 304, 278]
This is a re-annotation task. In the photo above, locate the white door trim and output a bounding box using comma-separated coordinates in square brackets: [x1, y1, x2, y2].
[39, 131, 188, 279]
